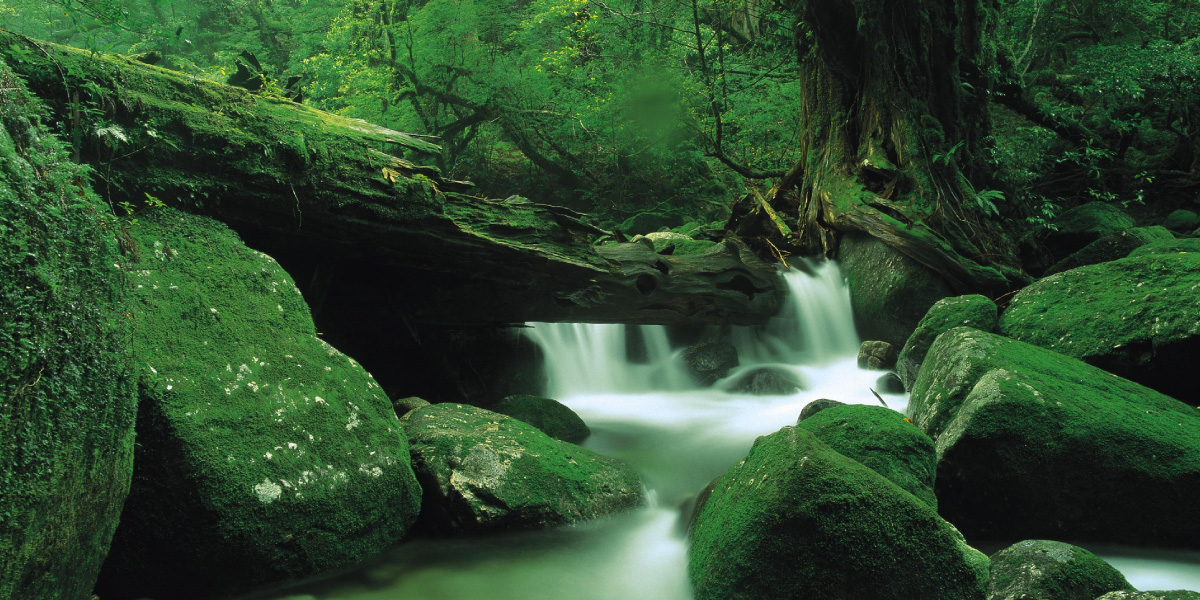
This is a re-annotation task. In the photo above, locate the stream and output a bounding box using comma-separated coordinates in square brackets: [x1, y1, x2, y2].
[245, 261, 1200, 600]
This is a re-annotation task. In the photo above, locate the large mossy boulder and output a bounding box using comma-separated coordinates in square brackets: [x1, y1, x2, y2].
[0, 59, 137, 600]
[997, 252, 1200, 400]
[1045, 202, 1135, 256]
[839, 233, 953, 348]
[895, 294, 997, 389]
[493, 394, 590, 444]
[987, 540, 1133, 600]
[1044, 226, 1175, 275]
[1163, 209, 1200, 232]
[795, 405, 937, 508]
[910, 327, 1200, 548]
[95, 209, 423, 600]
[403, 403, 643, 533]
[688, 426, 988, 600]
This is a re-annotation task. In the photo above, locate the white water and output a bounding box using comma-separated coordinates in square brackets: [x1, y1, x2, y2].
[246, 260, 1200, 600]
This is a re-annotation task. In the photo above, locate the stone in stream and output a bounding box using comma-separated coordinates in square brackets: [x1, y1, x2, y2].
[798, 398, 845, 421]
[997, 252, 1200, 401]
[875, 373, 905, 394]
[795, 405, 937, 509]
[857, 340, 898, 370]
[986, 540, 1133, 600]
[403, 403, 643, 533]
[94, 209, 423, 600]
[0, 63, 137, 600]
[680, 341, 739, 386]
[839, 232, 953, 348]
[895, 294, 997, 389]
[910, 327, 1200, 548]
[726, 367, 805, 395]
[493, 394, 591, 444]
[688, 426, 989, 600]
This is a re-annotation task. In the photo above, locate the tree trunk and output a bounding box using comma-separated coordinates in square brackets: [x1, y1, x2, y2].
[758, 0, 1021, 292]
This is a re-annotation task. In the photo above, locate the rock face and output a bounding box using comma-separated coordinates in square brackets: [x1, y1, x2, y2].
[795, 405, 937, 508]
[998, 252, 1200, 400]
[95, 209, 423, 600]
[839, 233, 953, 348]
[0, 59, 137, 600]
[910, 328, 1200, 548]
[493, 395, 591, 444]
[404, 404, 643, 533]
[726, 368, 804, 395]
[1044, 226, 1175, 275]
[857, 340, 898, 370]
[680, 341, 739, 386]
[987, 540, 1133, 600]
[688, 426, 988, 600]
[895, 294, 997, 389]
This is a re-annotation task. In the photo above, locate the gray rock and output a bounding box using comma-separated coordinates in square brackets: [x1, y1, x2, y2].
[680, 341, 739, 386]
[875, 373, 905, 394]
[726, 368, 804, 395]
[857, 340, 898, 370]
[797, 398, 845, 421]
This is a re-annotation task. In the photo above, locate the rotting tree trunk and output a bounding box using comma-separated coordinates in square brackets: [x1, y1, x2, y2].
[0, 31, 782, 327]
[735, 0, 1023, 293]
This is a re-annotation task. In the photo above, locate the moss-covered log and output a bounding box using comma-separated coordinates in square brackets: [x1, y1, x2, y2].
[0, 31, 782, 326]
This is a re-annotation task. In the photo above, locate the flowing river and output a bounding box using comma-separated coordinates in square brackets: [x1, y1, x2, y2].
[245, 261, 1200, 600]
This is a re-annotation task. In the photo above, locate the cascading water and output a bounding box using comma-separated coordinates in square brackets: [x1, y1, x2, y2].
[247, 260, 1200, 600]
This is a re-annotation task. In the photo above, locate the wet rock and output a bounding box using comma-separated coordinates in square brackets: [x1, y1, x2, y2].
[839, 233, 953, 348]
[726, 368, 804, 395]
[1163, 209, 1200, 232]
[404, 404, 642, 533]
[688, 426, 988, 600]
[393, 396, 432, 417]
[1045, 202, 1135, 256]
[987, 540, 1133, 600]
[857, 340, 898, 370]
[910, 328, 1200, 548]
[493, 394, 591, 444]
[680, 341, 739, 386]
[875, 373, 905, 394]
[998, 252, 1200, 400]
[1044, 226, 1175, 275]
[95, 209, 423, 600]
[796, 405, 937, 508]
[798, 398, 845, 421]
[895, 294, 997, 389]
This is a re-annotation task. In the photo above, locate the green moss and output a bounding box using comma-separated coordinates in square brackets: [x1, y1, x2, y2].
[95, 208, 422, 599]
[0, 58, 137, 599]
[493, 395, 591, 444]
[688, 426, 988, 600]
[795, 405, 937, 508]
[1127, 239, 1200, 257]
[988, 540, 1133, 600]
[895, 294, 997, 388]
[404, 403, 642, 532]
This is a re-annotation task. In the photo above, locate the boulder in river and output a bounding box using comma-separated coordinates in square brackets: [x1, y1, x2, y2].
[404, 403, 643, 533]
[857, 340, 898, 370]
[680, 341, 739, 386]
[798, 398, 845, 421]
[910, 327, 1200, 548]
[987, 540, 1133, 600]
[895, 294, 997, 389]
[795, 404, 937, 509]
[0, 60, 137, 600]
[726, 367, 804, 395]
[997, 252, 1200, 400]
[839, 232, 953, 348]
[688, 426, 988, 600]
[94, 209, 423, 600]
[493, 394, 591, 444]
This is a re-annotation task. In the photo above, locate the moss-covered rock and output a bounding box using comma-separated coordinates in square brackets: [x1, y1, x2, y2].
[1045, 202, 1135, 256]
[839, 232, 953, 348]
[1044, 226, 1175, 275]
[392, 396, 432, 417]
[0, 58, 137, 600]
[493, 394, 591, 444]
[94, 209, 422, 599]
[688, 426, 988, 600]
[1097, 593, 1200, 600]
[895, 294, 997, 389]
[910, 328, 1200, 548]
[795, 405, 937, 508]
[639, 231, 717, 256]
[987, 540, 1133, 600]
[1163, 209, 1200, 232]
[997, 253, 1200, 400]
[403, 403, 642, 533]
[1127, 239, 1200, 257]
